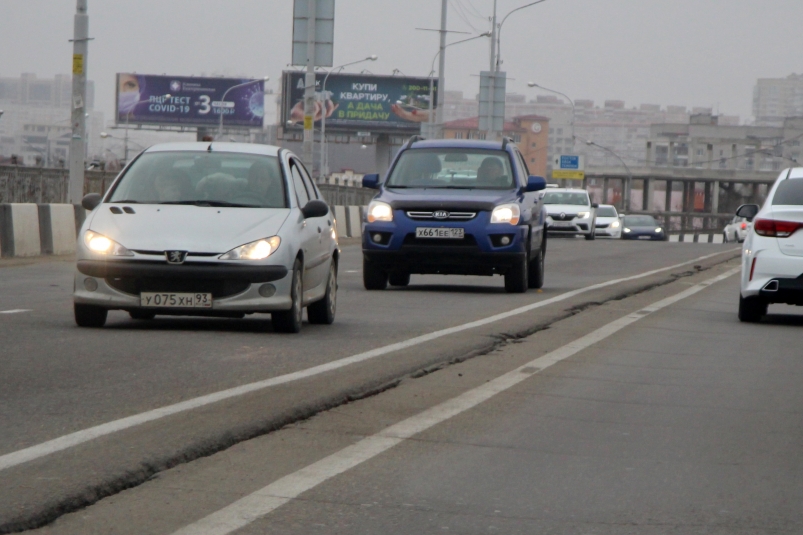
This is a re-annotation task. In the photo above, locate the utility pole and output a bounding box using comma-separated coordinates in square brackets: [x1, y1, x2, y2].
[302, 0, 317, 172]
[435, 0, 447, 136]
[68, 0, 89, 203]
[486, 0, 498, 139]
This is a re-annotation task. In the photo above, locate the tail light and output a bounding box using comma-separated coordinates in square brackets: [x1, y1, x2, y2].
[753, 218, 803, 238]
[740, 222, 747, 230]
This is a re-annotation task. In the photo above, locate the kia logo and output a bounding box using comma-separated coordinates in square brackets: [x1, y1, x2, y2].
[433, 210, 450, 220]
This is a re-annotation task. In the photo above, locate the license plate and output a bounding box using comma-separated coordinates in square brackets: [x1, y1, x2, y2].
[638, 236, 652, 240]
[551, 221, 574, 227]
[140, 292, 213, 308]
[416, 227, 465, 239]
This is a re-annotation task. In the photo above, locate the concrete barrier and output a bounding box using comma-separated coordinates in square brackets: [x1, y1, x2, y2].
[0, 204, 41, 257]
[346, 206, 363, 239]
[38, 204, 78, 255]
[333, 206, 349, 239]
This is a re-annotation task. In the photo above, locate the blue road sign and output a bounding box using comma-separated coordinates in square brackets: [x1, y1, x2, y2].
[559, 155, 580, 169]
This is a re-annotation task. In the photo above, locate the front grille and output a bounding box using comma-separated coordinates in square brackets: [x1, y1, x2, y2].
[406, 211, 477, 221]
[132, 250, 221, 257]
[548, 213, 579, 221]
[106, 277, 250, 298]
[595, 223, 610, 229]
[402, 234, 477, 247]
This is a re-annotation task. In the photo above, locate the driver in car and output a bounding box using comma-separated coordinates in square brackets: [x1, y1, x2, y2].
[476, 157, 507, 188]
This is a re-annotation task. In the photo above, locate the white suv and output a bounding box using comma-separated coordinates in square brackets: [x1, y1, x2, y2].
[543, 188, 598, 240]
[737, 167, 803, 322]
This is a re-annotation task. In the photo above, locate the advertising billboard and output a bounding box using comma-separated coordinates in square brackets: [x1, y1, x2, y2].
[282, 71, 437, 133]
[116, 74, 265, 128]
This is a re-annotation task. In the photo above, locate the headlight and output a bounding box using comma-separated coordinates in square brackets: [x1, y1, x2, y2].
[83, 230, 133, 256]
[611, 220, 621, 228]
[577, 211, 590, 219]
[623, 228, 631, 233]
[366, 200, 393, 223]
[655, 227, 663, 233]
[490, 203, 521, 225]
[220, 236, 281, 260]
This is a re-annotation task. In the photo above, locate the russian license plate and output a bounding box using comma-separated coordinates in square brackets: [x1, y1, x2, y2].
[416, 227, 465, 239]
[638, 235, 652, 240]
[551, 221, 574, 227]
[140, 292, 213, 308]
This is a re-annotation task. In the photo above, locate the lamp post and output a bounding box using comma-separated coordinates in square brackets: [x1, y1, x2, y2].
[583, 138, 632, 211]
[216, 76, 269, 141]
[319, 56, 377, 179]
[123, 94, 170, 163]
[527, 81, 575, 148]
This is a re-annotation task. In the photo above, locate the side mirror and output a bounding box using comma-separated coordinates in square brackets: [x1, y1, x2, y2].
[526, 175, 547, 192]
[735, 203, 760, 222]
[362, 173, 380, 189]
[81, 193, 102, 211]
[592, 203, 599, 209]
[301, 199, 330, 219]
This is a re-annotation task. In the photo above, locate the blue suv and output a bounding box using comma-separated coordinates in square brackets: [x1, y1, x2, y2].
[361, 137, 548, 293]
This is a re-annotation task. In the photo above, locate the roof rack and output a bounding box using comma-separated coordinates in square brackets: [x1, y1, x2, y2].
[501, 136, 514, 150]
[404, 135, 425, 149]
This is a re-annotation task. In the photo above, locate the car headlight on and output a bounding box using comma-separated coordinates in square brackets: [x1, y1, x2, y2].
[623, 228, 631, 233]
[655, 227, 663, 233]
[611, 220, 620, 228]
[577, 211, 590, 219]
[83, 230, 133, 256]
[220, 236, 281, 260]
[490, 203, 521, 225]
[366, 200, 393, 223]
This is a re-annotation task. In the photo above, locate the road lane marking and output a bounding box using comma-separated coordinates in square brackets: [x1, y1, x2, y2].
[0, 309, 32, 314]
[0, 249, 738, 472]
[171, 266, 741, 535]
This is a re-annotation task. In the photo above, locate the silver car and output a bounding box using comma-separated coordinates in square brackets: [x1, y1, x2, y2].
[73, 142, 338, 333]
[593, 204, 622, 238]
[723, 214, 751, 243]
[543, 187, 598, 240]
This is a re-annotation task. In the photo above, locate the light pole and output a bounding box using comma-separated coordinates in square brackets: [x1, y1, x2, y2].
[319, 56, 377, 178]
[123, 93, 170, 163]
[216, 76, 269, 141]
[527, 81, 575, 148]
[584, 138, 633, 212]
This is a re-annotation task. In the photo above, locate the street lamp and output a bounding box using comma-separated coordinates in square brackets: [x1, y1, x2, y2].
[123, 94, 170, 162]
[495, 1, 548, 71]
[216, 76, 270, 141]
[527, 81, 575, 148]
[583, 138, 633, 212]
[320, 56, 377, 178]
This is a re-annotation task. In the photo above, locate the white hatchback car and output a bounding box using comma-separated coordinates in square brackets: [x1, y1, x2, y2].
[737, 167, 803, 322]
[594, 204, 622, 238]
[723, 215, 750, 243]
[74, 142, 339, 333]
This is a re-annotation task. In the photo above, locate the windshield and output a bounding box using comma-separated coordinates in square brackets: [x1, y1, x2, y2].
[542, 191, 590, 206]
[624, 215, 658, 227]
[597, 206, 618, 217]
[107, 152, 287, 208]
[772, 179, 803, 205]
[385, 148, 515, 189]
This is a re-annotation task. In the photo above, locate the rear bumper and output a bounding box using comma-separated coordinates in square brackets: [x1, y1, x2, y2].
[757, 277, 803, 305]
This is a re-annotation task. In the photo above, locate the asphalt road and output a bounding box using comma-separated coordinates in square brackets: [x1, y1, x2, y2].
[0, 238, 742, 532]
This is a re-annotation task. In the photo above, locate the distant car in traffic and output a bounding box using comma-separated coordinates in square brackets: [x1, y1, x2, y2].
[723, 215, 750, 243]
[737, 167, 803, 322]
[620, 215, 667, 241]
[594, 204, 622, 238]
[73, 142, 338, 333]
[543, 187, 598, 240]
[361, 137, 548, 293]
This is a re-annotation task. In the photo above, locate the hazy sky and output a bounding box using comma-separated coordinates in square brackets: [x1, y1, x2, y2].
[3, 0, 803, 124]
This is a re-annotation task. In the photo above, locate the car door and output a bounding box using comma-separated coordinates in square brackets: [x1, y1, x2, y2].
[514, 150, 542, 255]
[296, 161, 332, 290]
[288, 158, 324, 294]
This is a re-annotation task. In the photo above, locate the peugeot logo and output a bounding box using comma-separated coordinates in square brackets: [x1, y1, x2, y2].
[165, 251, 188, 264]
[433, 210, 450, 220]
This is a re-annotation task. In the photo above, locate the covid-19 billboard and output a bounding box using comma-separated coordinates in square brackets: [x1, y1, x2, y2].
[282, 71, 437, 133]
[116, 74, 265, 128]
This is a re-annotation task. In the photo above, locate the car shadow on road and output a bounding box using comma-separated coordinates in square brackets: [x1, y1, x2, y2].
[104, 315, 286, 334]
[761, 313, 803, 327]
[388, 284, 505, 294]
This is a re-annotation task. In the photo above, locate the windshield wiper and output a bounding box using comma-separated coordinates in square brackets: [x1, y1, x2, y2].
[385, 185, 409, 188]
[159, 200, 256, 208]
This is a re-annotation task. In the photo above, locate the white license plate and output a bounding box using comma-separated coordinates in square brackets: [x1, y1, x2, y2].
[416, 227, 465, 239]
[551, 221, 574, 227]
[638, 236, 652, 240]
[140, 292, 213, 308]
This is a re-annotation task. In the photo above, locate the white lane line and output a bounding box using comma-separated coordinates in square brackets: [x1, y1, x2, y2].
[0, 309, 32, 314]
[172, 266, 741, 535]
[0, 249, 738, 472]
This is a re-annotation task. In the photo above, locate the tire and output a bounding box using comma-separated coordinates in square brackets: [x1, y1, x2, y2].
[388, 271, 410, 287]
[129, 310, 156, 320]
[738, 294, 767, 323]
[272, 259, 303, 333]
[363, 257, 388, 290]
[585, 227, 596, 241]
[722, 231, 729, 243]
[308, 260, 337, 325]
[74, 303, 107, 328]
[527, 247, 545, 289]
[504, 255, 528, 293]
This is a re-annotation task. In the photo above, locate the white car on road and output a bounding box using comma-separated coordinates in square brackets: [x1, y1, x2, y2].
[594, 204, 622, 238]
[737, 167, 803, 322]
[543, 188, 598, 240]
[73, 142, 339, 333]
[723, 214, 750, 243]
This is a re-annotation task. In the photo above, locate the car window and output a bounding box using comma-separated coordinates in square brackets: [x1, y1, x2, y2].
[516, 151, 531, 177]
[290, 161, 311, 207]
[597, 206, 618, 217]
[297, 162, 319, 200]
[542, 192, 590, 206]
[386, 148, 515, 190]
[107, 152, 287, 208]
[623, 215, 658, 226]
[772, 179, 803, 205]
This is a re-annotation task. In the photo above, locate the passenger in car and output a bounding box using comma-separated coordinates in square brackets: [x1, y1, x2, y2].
[246, 160, 285, 207]
[196, 172, 240, 201]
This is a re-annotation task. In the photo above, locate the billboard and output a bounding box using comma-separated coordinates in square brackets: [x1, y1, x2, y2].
[116, 74, 265, 128]
[282, 71, 437, 133]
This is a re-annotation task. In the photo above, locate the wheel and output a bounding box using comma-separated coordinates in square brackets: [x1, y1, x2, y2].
[504, 255, 528, 293]
[272, 259, 303, 333]
[527, 247, 544, 289]
[585, 227, 596, 240]
[722, 231, 729, 243]
[308, 260, 337, 325]
[388, 271, 410, 287]
[74, 303, 108, 328]
[363, 257, 388, 290]
[129, 310, 156, 320]
[738, 294, 767, 323]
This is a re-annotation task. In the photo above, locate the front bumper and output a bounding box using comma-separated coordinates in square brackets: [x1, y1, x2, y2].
[73, 260, 293, 312]
[595, 224, 621, 238]
[546, 216, 592, 235]
[622, 230, 665, 241]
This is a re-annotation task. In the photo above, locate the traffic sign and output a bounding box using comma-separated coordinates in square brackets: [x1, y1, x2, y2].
[554, 154, 584, 170]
